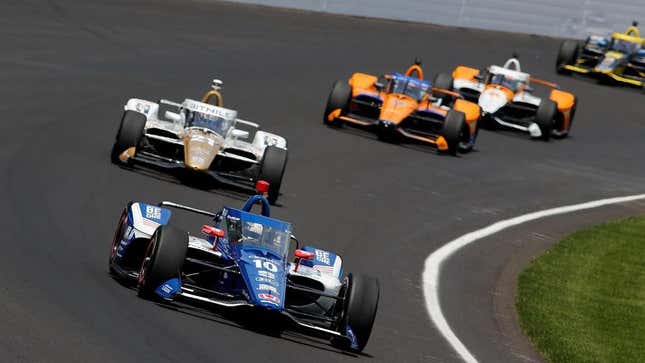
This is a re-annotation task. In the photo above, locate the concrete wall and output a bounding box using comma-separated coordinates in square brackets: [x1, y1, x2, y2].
[228, 0, 645, 38]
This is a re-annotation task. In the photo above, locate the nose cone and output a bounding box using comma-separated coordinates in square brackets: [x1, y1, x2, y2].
[183, 129, 221, 170]
[379, 94, 417, 123]
[479, 88, 509, 114]
[238, 248, 286, 311]
[595, 53, 622, 73]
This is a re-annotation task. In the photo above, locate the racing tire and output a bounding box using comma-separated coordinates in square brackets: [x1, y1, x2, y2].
[334, 273, 379, 352]
[137, 225, 188, 298]
[535, 100, 557, 141]
[458, 121, 478, 153]
[324, 80, 351, 127]
[556, 40, 579, 74]
[257, 146, 288, 205]
[441, 110, 467, 156]
[433, 72, 454, 91]
[111, 110, 146, 164]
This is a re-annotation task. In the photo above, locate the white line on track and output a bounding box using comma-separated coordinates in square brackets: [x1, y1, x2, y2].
[422, 194, 645, 363]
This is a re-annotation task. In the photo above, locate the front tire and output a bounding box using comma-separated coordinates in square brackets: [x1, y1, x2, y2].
[556, 40, 579, 74]
[458, 122, 478, 153]
[137, 225, 188, 298]
[324, 80, 351, 126]
[535, 100, 557, 141]
[111, 110, 146, 163]
[257, 146, 288, 205]
[334, 274, 379, 352]
[441, 110, 467, 156]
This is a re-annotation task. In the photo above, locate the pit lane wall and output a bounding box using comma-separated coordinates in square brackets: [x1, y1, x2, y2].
[225, 0, 644, 38]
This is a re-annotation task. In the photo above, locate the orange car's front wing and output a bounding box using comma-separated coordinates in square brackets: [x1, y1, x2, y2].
[333, 114, 449, 151]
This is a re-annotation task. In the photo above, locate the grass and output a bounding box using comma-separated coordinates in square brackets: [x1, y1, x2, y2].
[516, 216, 645, 363]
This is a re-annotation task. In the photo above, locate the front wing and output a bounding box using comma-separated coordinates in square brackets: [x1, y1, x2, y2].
[562, 64, 645, 86]
[328, 111, 450, 151]
[120, 150, 257, 194]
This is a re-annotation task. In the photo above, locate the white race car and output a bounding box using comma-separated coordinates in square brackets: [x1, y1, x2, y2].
[435, 57, 577, 140]
[111, 81, 288, 203]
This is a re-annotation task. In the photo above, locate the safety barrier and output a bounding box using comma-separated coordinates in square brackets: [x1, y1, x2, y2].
[228, 0, 644, 38]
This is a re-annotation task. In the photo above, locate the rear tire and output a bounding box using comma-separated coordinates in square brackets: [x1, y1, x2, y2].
[334, 274, 379, 352]
[556, 40, 579, 74]
[324, 81, 351, 126]
[111, 111, 146, 163]
[257, 146, 288, 205]
[137, 225, 188, 298]
[441, 110, 467, 156]
[535, 100, 557, 141]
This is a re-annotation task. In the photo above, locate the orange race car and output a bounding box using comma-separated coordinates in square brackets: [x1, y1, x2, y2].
[323, 60, 481, 155]
[440, 57, 577, 140]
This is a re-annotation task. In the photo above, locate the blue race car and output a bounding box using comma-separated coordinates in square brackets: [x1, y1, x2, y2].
[108, 181, 380, 352]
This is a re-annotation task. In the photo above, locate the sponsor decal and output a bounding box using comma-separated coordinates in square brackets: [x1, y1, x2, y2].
[135, 102, 151, 114]
[257, 284, 277, 293]
[264, 135, 278, 146]
[255, 277, 277, 284]
[154, 278, 180, 299]
[184, 100, 236, 119]
[145, 206, 162, 220]
[257, 270, 275, 279]
[258, 293, 280, 305]
[315, 250, 331, 265]
[294, 265, 322, 277]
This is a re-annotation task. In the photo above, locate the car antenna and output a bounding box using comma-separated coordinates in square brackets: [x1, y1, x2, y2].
[512, 52, 519, 59]
[414, 57, 422, 66]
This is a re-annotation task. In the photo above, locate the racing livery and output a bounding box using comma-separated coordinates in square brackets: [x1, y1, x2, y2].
[323, 60, 481, 155]
[111, 80, 288, 204]
[557, 22, 645, 89]
[443, 57, 577, 140]
[108, 181, 380, 352]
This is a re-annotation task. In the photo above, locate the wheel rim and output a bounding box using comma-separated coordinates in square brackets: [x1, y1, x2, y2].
[138, 235, 156, 287]
[110, 211, 127, 265]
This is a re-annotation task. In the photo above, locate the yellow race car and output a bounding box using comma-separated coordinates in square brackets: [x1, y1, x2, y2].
[557, 22, 645, 90]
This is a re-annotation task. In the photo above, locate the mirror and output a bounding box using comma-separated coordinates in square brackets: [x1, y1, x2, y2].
[375, 76, 387, 90]
[165, 110, 182, 123]
[231, 129, 250, 139]
[294, 249, 315, 260]
[201, 225, 225, 238]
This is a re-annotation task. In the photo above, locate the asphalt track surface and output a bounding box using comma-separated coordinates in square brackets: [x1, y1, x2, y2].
[2, 1, 645, 362]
